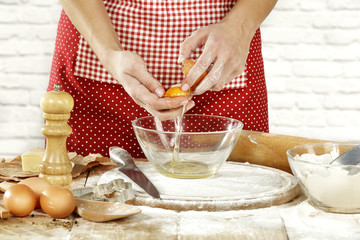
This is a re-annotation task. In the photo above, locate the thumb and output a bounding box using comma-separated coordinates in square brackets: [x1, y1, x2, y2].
[133, 64, 165, 98]
[178, 28, 208, 63]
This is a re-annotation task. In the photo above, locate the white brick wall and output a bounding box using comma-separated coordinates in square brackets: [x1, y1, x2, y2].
[0, 0, 359, 158]
[0, 0, 61, 158]
[262, 0, 360, 142]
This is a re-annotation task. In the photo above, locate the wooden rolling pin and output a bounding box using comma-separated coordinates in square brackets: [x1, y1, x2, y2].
[228, 130, 330, 173]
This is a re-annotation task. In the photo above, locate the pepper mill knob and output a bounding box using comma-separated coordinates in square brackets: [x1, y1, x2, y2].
[39, 84, 74, 189]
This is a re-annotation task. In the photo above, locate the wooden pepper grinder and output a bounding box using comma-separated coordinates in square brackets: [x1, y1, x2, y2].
[39, 84, 74, 189]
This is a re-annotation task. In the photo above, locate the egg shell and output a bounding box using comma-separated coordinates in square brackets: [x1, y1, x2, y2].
[40, 185, 75, 218]
[19, 177, 51, 208]
[3, 184, 36, 217]
[182, 59, 208, 89]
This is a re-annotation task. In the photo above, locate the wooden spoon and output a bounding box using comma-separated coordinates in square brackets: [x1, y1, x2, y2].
[75, 198, 141, 222]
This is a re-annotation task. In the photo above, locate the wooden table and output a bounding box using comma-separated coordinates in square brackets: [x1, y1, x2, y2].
[1, 164, 360, 240]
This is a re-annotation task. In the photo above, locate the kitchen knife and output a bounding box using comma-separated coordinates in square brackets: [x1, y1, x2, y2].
[109, 146, 160, 198]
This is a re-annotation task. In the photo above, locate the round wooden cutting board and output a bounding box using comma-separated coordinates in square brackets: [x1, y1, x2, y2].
[99, 161, 300, 212]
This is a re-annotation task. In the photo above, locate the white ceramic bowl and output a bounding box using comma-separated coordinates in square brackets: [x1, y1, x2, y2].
[287, 143, 360, 213]
[132, 114, 243, 179]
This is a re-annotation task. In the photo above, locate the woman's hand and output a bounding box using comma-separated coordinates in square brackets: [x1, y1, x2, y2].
[178, 0, 277, 95]
[106, 50, 194, 120]
[178, 21, 253, 95]
[60, 0, 194, 120]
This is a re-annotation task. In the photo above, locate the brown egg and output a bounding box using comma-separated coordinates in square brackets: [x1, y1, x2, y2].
[40, 185, 75, 218]
[3, 184, 36, 217]
[19, 177, 51, 208]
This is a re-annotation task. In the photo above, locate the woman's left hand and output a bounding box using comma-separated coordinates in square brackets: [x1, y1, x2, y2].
[178, 20, 254, 95]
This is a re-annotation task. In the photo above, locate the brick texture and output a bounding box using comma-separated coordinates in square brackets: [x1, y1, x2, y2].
[262, 0, 360, 144]
[0, 1, 359, 158]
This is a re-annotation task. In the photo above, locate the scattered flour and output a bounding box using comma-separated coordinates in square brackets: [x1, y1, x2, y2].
[95, 160, 360, 239]
[98, 162, 298, 211]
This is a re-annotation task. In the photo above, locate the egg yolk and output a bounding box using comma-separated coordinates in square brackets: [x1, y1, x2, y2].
[163, 59, 208, 98]
[163, 86, 190, 98]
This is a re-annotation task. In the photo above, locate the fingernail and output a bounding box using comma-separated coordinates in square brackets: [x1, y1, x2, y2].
[185, 101, 195, 111]
[155, 88, 164, 98]
[181, 84, 190, 92]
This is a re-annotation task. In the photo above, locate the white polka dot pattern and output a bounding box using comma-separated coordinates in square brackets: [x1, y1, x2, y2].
[74, 0, 247, 89]
[48, 3, 268, 159]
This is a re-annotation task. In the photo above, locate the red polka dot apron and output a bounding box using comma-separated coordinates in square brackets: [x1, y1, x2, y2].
[49, 0, 269, 158]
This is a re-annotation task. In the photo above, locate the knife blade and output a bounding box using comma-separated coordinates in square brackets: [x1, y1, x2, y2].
[109, 146, 160, 198]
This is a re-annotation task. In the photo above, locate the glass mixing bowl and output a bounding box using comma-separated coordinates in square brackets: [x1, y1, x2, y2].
[287, 143, 360, 213]
[132, 114, 243, 179]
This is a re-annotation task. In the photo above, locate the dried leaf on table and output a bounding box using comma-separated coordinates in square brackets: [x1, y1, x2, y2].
[71, 154, 116, 178]
[68, 152, 77, 160]
[0, 149, 115, 181]
[92, 156, 115, 166]
[10, 155, 21, 163]
[0, 181, 16, 192]
[71, 155, 85, 178]
[0, 161, 38, 181]
[83, 154, 114, 166]
[0, 155, 40, 181]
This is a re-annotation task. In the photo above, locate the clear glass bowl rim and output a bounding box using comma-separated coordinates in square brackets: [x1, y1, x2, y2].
[131, 114, 244, 135]
[286, 142, 360, 169]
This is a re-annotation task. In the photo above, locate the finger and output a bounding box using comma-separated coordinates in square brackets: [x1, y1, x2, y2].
[211, 66, 244, 91]
[154, 100, 195, 121]
[131, 87, 190, 120]
[184, 100, 195, 113]
[193, 60, 224, 95]
[151, 97, 190, 111]
[181, 48, 215, 92]
[119, 72, 158, 105]
[119, 73, 187, 122]
[125, 76, 190, 111]
[122, 78, 149, 106]
[130, 80, 190, 111]
[178, 28, 208, 63]
[209, 72, 232, 91]
[128, 62, 165, 98]
[210, 58, 247, 91]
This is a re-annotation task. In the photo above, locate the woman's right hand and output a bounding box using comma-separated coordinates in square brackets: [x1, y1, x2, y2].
[106, 50, 194, 121]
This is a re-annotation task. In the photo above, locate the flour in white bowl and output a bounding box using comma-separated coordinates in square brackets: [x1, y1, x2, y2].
[293, 153, 360, 211]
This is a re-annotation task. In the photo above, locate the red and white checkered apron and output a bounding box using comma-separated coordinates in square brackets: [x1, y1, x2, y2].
[49, 0, 269, 158]
[74, 0, 246, 89]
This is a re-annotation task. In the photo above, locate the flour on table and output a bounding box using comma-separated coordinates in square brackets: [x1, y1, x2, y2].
[94, 160, 360, 239]
[98, 162, 299, 211]
[137, 162, 290, 200]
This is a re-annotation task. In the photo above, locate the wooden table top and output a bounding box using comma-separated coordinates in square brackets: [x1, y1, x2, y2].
[1, 164, 360, 240]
